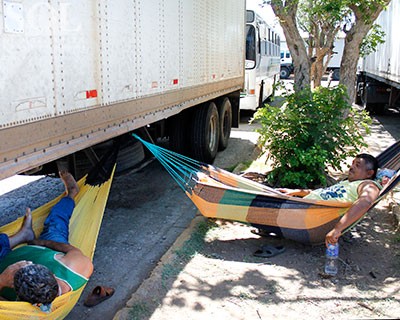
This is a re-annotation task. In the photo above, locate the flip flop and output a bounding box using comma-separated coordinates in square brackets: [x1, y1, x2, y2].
[251, 229, 272, 237]
[253, 245, 286, 258]
[84, 285, 115, 307]
[250, 228, 283, 239]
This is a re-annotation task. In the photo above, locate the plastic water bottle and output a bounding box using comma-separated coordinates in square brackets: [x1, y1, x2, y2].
[324, 243, 339, 276]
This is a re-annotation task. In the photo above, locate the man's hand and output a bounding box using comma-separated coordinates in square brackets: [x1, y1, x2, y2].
[325, 228, 341, 247]
[0, 261, 32, 289]
[278, 188, 311, 197]
[325, 181, 380, 247]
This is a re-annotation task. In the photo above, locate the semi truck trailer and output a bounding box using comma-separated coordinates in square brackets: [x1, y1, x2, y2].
[0, 0, 245, 180]
[356, 0, 400, 114]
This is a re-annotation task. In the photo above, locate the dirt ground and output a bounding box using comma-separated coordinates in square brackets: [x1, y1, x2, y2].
[115, 115, 400, 320]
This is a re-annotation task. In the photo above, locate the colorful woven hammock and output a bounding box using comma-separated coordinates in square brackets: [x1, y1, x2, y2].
[0, 162, 115, 319]
[133, 134, 400, 244]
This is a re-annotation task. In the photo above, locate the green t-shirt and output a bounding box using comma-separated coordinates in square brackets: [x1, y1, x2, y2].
[304, 179, 380, 202]
[0, 245, 88, 301]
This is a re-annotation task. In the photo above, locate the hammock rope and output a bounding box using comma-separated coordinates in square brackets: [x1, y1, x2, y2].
[133, 134, 204, 192]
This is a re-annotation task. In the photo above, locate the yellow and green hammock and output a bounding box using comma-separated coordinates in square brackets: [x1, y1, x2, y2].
[134, 134, 400, 245]
[0, 162, 115, 319]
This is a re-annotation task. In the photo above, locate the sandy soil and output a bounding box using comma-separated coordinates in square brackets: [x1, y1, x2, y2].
[115, 201, 400, 320]
[115, 115, 400, 320]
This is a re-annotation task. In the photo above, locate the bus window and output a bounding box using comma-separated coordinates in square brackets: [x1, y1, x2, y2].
[245, 25, 256, 64]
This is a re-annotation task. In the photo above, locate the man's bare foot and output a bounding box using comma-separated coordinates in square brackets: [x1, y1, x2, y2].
[59, 170, 79, 199]
[9, 208, 35, 248]
[21, 208, 35, 242]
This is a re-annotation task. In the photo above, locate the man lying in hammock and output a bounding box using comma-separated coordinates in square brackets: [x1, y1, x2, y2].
[278, 154, 381, 247]
[0, 171, 93, 310]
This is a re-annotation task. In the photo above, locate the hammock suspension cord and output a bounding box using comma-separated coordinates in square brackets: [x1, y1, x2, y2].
[133, 134, 204, 192]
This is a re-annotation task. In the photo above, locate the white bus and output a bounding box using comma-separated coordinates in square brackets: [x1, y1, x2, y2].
[240, 9, 280, 110]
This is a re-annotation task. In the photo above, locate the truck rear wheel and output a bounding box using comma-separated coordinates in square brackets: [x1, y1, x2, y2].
[191, 102, 220, 163]
[218, 98, 232, 151]
[361, 83, 386, 115]
[168, 111, 191, 155]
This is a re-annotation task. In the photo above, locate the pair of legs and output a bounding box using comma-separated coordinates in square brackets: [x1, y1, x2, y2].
[39, 171, 79, 244]
[0, 171, 79, 259]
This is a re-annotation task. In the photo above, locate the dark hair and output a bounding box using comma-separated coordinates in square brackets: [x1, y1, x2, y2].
[356, 153, 379, 179]
[14, 264, 58, 304]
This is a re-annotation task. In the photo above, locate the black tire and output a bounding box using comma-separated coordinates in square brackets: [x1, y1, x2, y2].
[190, 102, 220, 163]
[168, 111, 191, 155]
[280, 67, 290, 79]
[355, 86, 363, 105]
[332, 69, 340, 81]
[217, 98, 232, 151]
[366, 103, 385, 115]
[361, 85, 386, 115]
[258, 82, 265, 108]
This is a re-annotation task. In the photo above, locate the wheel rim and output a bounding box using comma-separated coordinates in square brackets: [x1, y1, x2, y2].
[222, 111, 229, 137]
[209, 113, 218, 152]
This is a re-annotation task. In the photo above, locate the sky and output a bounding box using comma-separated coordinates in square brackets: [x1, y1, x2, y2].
[246, 0, 285, 38]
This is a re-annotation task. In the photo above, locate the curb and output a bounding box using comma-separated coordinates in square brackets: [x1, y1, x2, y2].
[113, 215, 207, 320]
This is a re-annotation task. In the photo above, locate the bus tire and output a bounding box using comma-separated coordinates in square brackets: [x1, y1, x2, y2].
[217, 98, 232, 151]
[190, 102, 220, 163]
[332, 69, 340, 81]
[280, 67, 290, 79]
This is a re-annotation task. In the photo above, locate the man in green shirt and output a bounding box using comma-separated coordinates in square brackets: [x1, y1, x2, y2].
[0, 171, 93, 308]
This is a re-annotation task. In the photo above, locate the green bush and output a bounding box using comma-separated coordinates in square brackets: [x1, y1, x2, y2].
[253, 85, 371, 188]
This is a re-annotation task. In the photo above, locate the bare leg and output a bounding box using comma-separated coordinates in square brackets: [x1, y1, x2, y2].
[59, 170, 79, 199]
[9, 208, 35, 248]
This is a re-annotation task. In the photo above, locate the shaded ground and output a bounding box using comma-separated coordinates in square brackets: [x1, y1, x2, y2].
[115, 111, 400, 320]
[117, 204, 400, 320]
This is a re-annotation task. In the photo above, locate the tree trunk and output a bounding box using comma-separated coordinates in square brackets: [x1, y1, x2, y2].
[312, 59, 324, 88]
[340, 1, 391, 104]
[311, 47, 331, 88]
[340, 28, 367, 104]
[271, 0, 310, 91]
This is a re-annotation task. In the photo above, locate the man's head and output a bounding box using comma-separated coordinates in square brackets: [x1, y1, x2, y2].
[348, 153, 378, 182]
[14, 264, 58, 305]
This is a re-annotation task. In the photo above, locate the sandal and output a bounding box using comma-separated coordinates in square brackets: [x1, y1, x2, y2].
[84, 285, 115, 307]
[253, 245, 286, 258]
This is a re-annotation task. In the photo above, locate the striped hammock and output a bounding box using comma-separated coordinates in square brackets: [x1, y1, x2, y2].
[133, 134, 400, 244]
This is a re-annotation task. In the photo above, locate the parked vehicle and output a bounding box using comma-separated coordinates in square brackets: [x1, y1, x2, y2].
[240, 9, 280, 110]
[0, 0, 246, 180]
[280, 48, 294, 79]
[279, 38, 344, 80]
[356, 0, 400, 114]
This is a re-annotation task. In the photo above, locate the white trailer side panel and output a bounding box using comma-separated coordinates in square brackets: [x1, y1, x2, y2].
[0, 1, 55, 125]
[0, 0, 245, 179]
[363, 0, 400, 86]
[163, 0, 180, 91]
[104, 0, 138, 102]
[54, 1, 100, 112]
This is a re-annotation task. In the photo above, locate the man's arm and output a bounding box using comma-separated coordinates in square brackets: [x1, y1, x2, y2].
[29, 239, 75, 254]
[29, 239, 93, 279]
[277, 188, 312, 197]
[325, 181, 380, 246]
